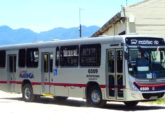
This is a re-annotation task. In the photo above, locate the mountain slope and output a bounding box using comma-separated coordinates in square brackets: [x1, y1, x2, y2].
[0, 25, 99, 45]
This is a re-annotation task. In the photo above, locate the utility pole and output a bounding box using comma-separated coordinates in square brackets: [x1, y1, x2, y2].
[79, 8, 82, 38]
[126, 0, 128, 6]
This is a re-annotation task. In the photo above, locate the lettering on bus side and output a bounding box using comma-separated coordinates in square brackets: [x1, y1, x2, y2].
[86, 69, 100, 80]
[19, 71, 34, 79]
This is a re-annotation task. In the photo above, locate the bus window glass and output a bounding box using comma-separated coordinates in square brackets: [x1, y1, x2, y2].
[19, 49, 26, 67]
[56, 47, 60, 67]
[27, 48, 39, 68]
[9, 56, 13, 72]
[14, 56, 16, 72]
[60, 45, 79, 67]
[117, 51, 123, 73]
[108, 50, 114, 72]
[0, 50, 6, 68]
[9, 56, 16, 73]
[43, 54, 48, 73]
[80, 44, 101, 66]
[50, 53, 53, 72]
[128, 48, 165, 79]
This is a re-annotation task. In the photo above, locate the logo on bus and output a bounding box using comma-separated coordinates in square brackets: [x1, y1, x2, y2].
[130, 39, 160, 45]
[19, 71, 34, 79]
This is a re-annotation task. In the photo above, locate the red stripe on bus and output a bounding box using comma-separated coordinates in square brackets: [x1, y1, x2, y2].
[134, 82, 165, 87]
[0, 81, 7, 84]
[9, 81, 22, 84]
[100, 85, 106, 88]
[32, 82, 42, 85]
[0, 80, 107, 89]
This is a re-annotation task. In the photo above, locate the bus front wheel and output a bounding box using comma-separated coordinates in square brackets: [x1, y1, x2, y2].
[87, 86, 106, 107]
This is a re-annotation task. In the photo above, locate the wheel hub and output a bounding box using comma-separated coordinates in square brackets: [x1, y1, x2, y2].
[24, 88, 31, 100]
[91, 90, 101, 104]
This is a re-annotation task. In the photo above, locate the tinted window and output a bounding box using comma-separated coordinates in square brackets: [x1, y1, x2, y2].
[43, 54, 49, 72]
[108, 50, 114, 72]
[50, 53, 53, 72]
[80, 44, 101, 66]
[19, 49, 26, 67]
[56, 47, 60, 67]
[60, 45, 79, 67]
[27, 48, 39, 68]
[117, 50, 123, 73]
[0, 50, 6, 68]
[9, 56, 16, 72]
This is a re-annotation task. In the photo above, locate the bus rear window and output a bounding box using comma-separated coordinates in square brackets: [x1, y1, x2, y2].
[80, 44, 101, 67]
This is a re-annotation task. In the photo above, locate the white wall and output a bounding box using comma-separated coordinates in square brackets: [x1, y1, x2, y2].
[102, 0, 165, 38]
[125, 0, 165, 38]
[103, 20, 126, 36]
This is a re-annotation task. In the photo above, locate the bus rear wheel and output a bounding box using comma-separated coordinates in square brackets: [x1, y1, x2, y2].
[87, 86, 106, 107]
[22, 84, 35, 102]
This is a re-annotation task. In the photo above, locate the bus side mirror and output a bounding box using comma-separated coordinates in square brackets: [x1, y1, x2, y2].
[124, 52, 129, 60]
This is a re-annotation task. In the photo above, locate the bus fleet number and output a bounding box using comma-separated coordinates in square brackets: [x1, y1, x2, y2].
[88, 69, 98, 74]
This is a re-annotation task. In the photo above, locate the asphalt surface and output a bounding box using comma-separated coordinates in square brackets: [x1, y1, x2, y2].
[0, 90, 165, 120]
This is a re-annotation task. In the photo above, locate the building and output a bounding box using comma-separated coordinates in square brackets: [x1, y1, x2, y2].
[92, 0, 165, 38]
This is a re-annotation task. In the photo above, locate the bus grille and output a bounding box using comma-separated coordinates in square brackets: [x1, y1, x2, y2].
[142, 93, 164, 99]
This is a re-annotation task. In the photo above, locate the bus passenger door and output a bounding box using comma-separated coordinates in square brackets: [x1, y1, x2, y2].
[42, 52, 54, 94]
[8, 55, 16, 92]
[107, 49, 124, 100]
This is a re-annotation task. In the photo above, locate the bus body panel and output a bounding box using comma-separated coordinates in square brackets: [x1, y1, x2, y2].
[0, 35, 165, 103]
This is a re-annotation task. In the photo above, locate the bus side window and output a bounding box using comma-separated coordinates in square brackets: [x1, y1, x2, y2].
[56, 47, 60, 67]
[19, 49, 26, 67]
[80, 44, 101, 67]
[26, 48, 39, 68]
[0, 50, 6, 68]
[60, 45, 79, 67]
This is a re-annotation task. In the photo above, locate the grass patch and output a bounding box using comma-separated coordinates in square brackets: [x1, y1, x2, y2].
[155, 99, 165, 104]
[146, 98, 165, 105]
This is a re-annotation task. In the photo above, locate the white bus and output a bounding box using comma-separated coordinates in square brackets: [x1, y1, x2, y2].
[0, 35, 165, 107]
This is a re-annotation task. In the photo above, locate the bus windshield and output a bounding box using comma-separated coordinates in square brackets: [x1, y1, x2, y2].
[128, 48, 165, 79]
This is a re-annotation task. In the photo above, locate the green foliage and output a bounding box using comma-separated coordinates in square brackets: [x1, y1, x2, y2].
[147, 99, 165, 104]
[156, 98, 165, 104]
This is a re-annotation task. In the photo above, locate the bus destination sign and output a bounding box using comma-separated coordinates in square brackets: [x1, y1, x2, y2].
[126, 37, 165, 46]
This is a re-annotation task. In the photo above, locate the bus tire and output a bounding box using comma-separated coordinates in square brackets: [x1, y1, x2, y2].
[87, 86, 106, 107]
[22, 84, 35, 102]
[124, 101, 138, 107]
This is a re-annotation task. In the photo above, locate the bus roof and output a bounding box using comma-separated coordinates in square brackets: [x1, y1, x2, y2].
[0, 35, 163, 50]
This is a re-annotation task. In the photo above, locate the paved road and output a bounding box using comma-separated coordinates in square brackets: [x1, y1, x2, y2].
[0, 90, 165, 120]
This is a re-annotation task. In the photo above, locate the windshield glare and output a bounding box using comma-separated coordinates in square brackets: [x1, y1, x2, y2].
[128, 48, 165, 79]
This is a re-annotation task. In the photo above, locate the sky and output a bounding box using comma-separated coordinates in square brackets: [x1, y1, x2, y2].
[0, 0, 144, 32]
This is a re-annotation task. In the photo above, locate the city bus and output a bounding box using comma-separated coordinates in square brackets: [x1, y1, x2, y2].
[0, 35, 165, 107]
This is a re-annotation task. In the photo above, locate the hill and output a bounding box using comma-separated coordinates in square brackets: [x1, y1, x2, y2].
[0, 25, 99, 45]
